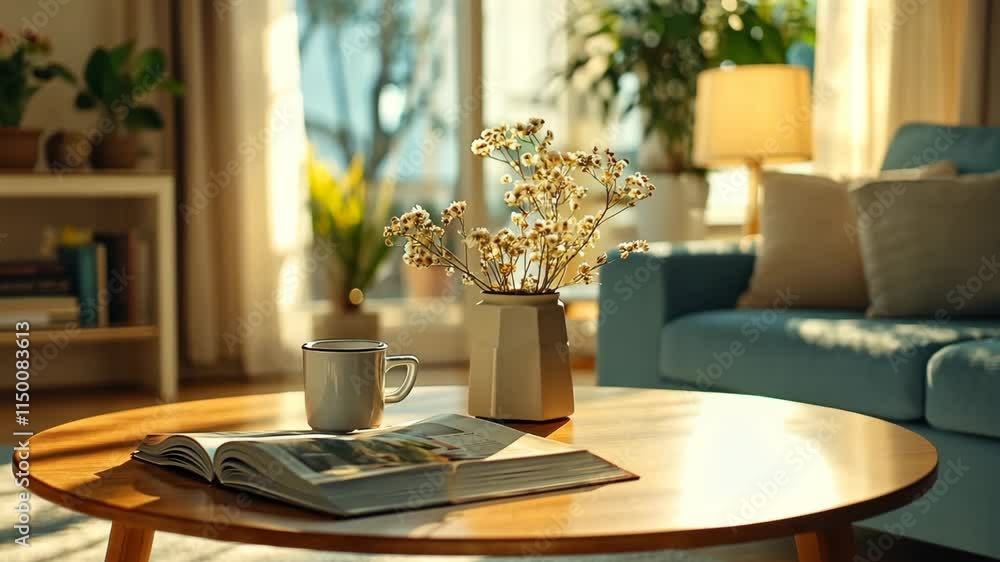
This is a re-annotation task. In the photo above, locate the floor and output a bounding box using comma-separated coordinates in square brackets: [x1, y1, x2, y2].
[5, 370, 993, 562]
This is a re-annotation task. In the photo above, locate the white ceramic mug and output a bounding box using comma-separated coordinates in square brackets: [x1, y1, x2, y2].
[301, 339, 419, 432]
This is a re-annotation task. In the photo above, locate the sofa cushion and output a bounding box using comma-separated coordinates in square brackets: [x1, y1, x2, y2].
[927, 339, 1000, 438]
[739, 172, 870, 309]
[739, 163, 956, 311]
[849, 172, 1000, 318]
[659, 309, 1000, 420]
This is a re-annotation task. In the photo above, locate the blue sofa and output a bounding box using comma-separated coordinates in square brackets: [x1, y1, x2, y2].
[597, 123, 1000, 558]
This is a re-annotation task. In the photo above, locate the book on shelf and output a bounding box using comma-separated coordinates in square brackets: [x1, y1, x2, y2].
[0, 261, 66, 278]
[134, 413, 636, 517]
[57, 228, 150, 327]
[94, 230, 141, 325]
[0, 258, 76, 328]
[135, 238, 152, 324]
[57, 244, 108, 327]
[0, 260, 71, 297]
[96, 246, 108, 327]
[0, 277, 72, 296]
[0, 296, 79, 329]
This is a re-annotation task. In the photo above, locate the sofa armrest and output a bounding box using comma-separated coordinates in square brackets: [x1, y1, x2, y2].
[596, 239, 756, 388]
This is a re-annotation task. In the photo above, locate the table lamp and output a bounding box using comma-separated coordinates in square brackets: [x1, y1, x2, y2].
[693, 65, 812, 235]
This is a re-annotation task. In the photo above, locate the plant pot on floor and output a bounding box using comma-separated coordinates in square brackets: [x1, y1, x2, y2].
[635, 172, 709, 242]
[312, 309, 380, 340]
[467, 292, 574, 422]
[45, 130, 93, 171]
[0, 128, 42, 170]
[91, 132, 139, 169]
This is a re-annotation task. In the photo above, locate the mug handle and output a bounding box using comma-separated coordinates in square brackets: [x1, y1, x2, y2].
[384, 355, 419, 403]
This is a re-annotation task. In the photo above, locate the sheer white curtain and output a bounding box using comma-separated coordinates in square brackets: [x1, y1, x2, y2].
[178, 0, 310, 376]
[813, 0, 992, 176]
[457, 0, 487, 317]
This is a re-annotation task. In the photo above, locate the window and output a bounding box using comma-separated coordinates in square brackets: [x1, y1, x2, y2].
[293, 0, 816, 361]
[297, 0, 460, 300]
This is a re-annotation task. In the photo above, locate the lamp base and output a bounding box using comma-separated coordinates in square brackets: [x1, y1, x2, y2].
[744, 158, 764, 236]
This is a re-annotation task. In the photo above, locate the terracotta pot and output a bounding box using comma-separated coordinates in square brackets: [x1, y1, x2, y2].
[312, 309, 380, 340]
[45, 130, 93, 171]
[467, 292, 574, 421]
[403, 266, 453, 299]
[91, 132, 139, 169]
[0, 128, 42, 170]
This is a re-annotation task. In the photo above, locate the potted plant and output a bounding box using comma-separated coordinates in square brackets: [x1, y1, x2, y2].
[74, 40, 183, 169]
[564, 0, 814, 241]
[0, 28, 74, 169]
[564, 1, 706, 242]
[384, 118, 653, 421]
[308, 149, 394, 339]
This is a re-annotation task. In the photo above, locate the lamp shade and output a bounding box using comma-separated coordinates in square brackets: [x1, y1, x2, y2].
[693, 64, 812, 167]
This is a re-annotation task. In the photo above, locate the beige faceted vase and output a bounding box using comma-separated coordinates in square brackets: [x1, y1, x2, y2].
[467, 292, 575, 421]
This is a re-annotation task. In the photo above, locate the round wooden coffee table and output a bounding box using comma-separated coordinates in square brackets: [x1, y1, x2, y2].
[22, 386, 936, 562]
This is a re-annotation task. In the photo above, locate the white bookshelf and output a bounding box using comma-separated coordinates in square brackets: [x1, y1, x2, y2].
[0, 172, 178, 400]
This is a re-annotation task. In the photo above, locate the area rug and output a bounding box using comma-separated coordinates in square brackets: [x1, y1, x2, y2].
[0, 447, 719, 562]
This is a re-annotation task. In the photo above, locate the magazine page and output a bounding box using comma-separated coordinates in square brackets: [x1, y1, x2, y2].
[251, 414, 576, 484]
[141, 430, 316, 463]
[425, 414, 579, 459]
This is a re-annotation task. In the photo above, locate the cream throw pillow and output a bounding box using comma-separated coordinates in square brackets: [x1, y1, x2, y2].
[738, 161, 956, 310]
[850, 172, 1000, 318]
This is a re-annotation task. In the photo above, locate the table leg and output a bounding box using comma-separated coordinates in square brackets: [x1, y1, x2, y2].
[795, 524, 856, 562]
[105, 522, 154, 562]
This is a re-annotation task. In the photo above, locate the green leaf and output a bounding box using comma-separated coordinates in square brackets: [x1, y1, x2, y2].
[0, 89, 33, 126]
[33, 63, 75, 83]
[356, 227, 394, 292]
[109, 40, 135, 69]
[132, 47, 166, 85]
[102, 72, 130, 108]
[342, 221, 364, 287]
[32, 66, 54, 80]
[0, 106, 22, 128]
[310, 201, 355, 273]
[157, 78, 185, 97]
[74, 91, 97, 110]
[11, 47, 26, 67]
[84, 47, 112, 99]
[122, 105, 164, 130]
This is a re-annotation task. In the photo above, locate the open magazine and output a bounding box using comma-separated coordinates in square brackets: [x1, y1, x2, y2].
[133, 413, 636, 517]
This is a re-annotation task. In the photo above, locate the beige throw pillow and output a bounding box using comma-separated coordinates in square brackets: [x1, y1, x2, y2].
[739, 173, 868, 309]
[850, 172, 1000, 318]
[738, 161, 957, 310]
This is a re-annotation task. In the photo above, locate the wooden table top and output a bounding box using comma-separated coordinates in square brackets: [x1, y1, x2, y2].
[24, 386, 937, 556]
